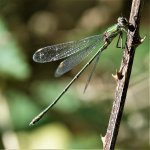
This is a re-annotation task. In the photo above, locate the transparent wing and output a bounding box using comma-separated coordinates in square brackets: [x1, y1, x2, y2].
[33, 35, 102, 63]
[55, 37, 104, 77]
[83, 51, 101, 93]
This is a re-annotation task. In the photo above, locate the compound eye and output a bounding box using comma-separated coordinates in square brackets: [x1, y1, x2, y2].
[118, 17, 128, 26]
[122, 18, 128, 25]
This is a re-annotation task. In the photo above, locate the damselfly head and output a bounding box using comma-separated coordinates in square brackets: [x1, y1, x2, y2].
[117, 17, 128, 27]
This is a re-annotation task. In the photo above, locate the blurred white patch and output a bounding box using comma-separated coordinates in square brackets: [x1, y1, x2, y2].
[77, 7, 109, 32]
[2, 131, 20, 149]
[29, 123, 72, 149]
[28, 11, 58, 36]
[127, 112, 146, 130]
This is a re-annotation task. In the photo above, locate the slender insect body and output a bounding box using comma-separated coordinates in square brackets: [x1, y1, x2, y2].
[30, 17, 129, 125]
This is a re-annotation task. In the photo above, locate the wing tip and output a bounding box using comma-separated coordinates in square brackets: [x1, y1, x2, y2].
[32, 48, 46, 63]
[32, 52, 39, 62]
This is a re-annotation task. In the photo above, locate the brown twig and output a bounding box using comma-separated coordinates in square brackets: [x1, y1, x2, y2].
[102, 0, 145, 149]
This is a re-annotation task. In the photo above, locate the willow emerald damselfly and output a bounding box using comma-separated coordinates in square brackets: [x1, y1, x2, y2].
[30, 17, 131, 125]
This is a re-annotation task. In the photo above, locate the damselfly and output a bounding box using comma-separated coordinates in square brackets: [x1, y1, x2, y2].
[30, 17, 130, 125]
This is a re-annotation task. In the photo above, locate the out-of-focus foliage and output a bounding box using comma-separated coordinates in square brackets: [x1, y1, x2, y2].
[0, 19, 30, 80]
[0, 0, 149, 149]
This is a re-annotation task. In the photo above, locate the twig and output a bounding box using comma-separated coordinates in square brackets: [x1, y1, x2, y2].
[102, 0, 145, 149]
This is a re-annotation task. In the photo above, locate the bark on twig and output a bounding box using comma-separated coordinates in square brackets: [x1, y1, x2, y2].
[103, 0, 145, 149]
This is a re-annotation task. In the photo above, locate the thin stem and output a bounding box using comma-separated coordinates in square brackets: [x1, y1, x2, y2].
[103, 0, 145, 149]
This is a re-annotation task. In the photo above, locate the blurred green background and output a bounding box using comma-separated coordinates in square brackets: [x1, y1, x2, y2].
[0, 0, 149, 149]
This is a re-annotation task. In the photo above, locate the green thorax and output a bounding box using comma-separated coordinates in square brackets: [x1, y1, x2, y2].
[104, 23, 122, 39]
